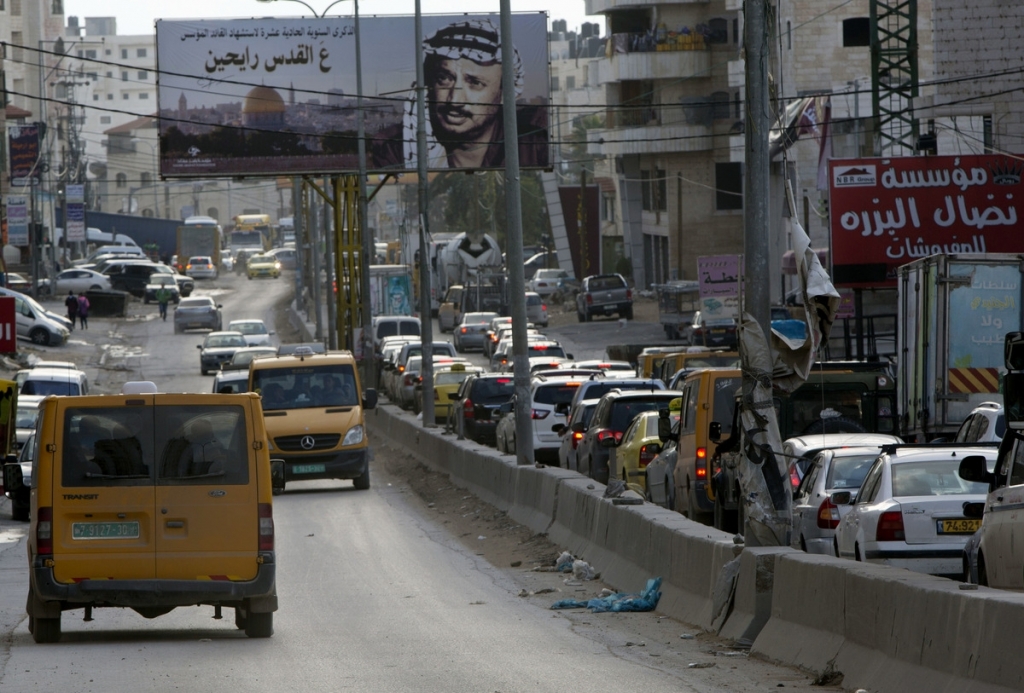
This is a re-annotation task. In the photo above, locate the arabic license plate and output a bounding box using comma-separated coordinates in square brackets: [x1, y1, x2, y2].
[711, 328, 726, 335]
[292, 463, 326, 474]
[72, 521, 140, 540]
[937, 518, 981, 534]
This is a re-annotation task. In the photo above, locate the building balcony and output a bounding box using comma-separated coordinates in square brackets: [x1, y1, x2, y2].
[593, 45, 711, 84]
[587, 119, 713, 157]
[587, 0, 709, 13]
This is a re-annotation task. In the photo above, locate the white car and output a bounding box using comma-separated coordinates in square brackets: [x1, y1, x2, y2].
[228, 319, 274, 347]
[572, 360, 637, 379]
[783, 433, 905, 489]
[185, 255, 218, 279]
[527, 374, 586, 464]
[834, 444, 994, 578]
[15, 394, 44, 451]
[525, 292, 548, 327]
[528, 268, 573, 297]
[953, 401, 1004, 443]
[51, 268, 113, 294]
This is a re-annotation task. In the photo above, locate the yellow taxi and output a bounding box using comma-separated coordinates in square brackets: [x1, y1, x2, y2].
[247, 253, 282, 280]
[614, 400, 681, 495]
[417, 361, 482, 422]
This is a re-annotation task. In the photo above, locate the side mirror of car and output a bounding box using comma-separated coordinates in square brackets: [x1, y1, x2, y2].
[958, 455, 995, 488]
[571, 421, 586, 434]
[553, 424, 566, 436]
[708, 421, 722, 443]
[362, 388, 378, 410]
[963, 501, 986, 519]
[196, 344, 202, 350]
[270, 459, 285, 494]
[657, 416, 672, 442]
[830, 491, 853, 505]
[554, 402, 570, 416]
[447, 393, 458, 401]
[3, 461, 24, 494]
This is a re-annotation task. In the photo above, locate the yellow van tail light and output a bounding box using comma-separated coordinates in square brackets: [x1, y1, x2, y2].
[38, 506, 53, 556]
[258, 503, 274, 551]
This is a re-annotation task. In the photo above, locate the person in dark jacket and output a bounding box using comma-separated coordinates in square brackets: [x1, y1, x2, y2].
[65, 291, 79, 330]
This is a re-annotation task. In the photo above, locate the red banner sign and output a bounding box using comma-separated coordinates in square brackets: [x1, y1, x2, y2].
[828, 155, 1023, 287]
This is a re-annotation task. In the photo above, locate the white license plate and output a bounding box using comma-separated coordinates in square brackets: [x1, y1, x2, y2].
[293, 463, 326, 474]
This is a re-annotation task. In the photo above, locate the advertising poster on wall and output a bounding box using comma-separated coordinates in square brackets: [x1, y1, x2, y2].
[8, 125, 41, 184]
[155, 14, 549, 177]
[697, 254, 741, 318]
[6, 198, 29, 246]
[828, 155, 1023, 288]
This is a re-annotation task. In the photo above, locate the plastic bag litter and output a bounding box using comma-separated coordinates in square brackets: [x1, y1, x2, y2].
[551, 577, 662, 612]
[555, 551, 575, 572]
[604, 479, 627, 498]
[572, 559, 596, 581]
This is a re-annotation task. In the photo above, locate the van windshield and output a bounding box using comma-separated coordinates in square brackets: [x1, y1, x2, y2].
[252, 364, 359, 409]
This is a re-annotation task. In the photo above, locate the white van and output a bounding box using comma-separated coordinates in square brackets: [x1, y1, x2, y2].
[20, 367, 89, 396]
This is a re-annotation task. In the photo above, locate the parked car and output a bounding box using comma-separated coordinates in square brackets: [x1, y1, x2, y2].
[791, 446, 889, 556]
[557, 398, 602, 471]
[3, 272, 32, 293]
[50, 268, 113, 294]
[197, 331, 248, 375]
[185, 255, 218, 279]
[228, 319, 274, 347]
[449, 373, 517, 444]
[576, 389, 682, 485]
[953, 401, 1004, 443]
[834, 444, 995, 578]
[528, 268, 573, 297]
[576, 273, 633, 322]
[0, 286, 70, 346]
[20, 367, 89, 396]
[372, 315, 421, 354]
[454, 312, 499, 353]
[173, 296, 223, 333]
[103, 260, 165, 296]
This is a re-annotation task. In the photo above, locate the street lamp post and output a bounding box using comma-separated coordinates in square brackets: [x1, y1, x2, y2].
[256, 0, 373, 385]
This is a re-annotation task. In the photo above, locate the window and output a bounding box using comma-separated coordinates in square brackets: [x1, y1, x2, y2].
[715, 162, 743, 211]
[641, 169, 667, 212]
[140, 172, 152, 184]
[707, 18, 728, 44]
[0, 0, 5, 10]
[10, 32, 22, 62]
[93, 94, 99, 101]
[710, 91, 731, 120]
[11, 0, 21, 16]
[137, 70, 148, 80]
[140, 92, 149, 100]
[123, 93, 129, 100]
[843, 18, 870, 47]
[566, 76, 576, 90]
[105, 49, 111, 55]
[121, 71, 128, 82]
[116, 173, 127, 188]
[107, 93, 114, 100]
[100, 116, 111, 124]
[87, 72, 97, 80]
[106, 71, 113, 78]
[121, 49, 128, 59]
[51, 0, 62, 14]
[137, 48, 147, 58]
[602, 193, 615, 221]
[85, 50, 96, 60]
[551, 76, 559, 92]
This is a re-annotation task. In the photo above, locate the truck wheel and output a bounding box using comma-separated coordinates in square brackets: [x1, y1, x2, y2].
[244, 611, 273, 638]
[353, 465, 370, 490]
[32, 615, 62, 643]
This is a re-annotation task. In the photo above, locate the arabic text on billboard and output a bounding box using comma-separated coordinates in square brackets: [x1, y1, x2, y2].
[6, 198, 29, 246]
[697, 255, 741, 318]
[828, 155, 1022, 288]
[155, 15, 550, 177]
[8, 125, 41, 182]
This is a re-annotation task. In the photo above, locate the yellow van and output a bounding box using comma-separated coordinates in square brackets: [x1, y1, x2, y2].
[249, 348, 377, 492]
[3, 382, 279, 643]
[672, 368, 742, 521]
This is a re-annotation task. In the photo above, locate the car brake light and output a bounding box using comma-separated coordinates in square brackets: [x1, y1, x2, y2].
[531, 409, 550, 419]
[398, 365, 405, 373]
[258, 503, 274, 551]
[541, 304, 547, 311]
[816, 498, 841, 529]
[463, 399, 474, 419]
[496, 379, 511, 384]
[697, 446, 706, 459]
[790, 464, 802, 489]
[626, 289, 633, 300]
[460, 327, 467, 334]
[596, 429, 623, 443]
[639, 445, 658, 468]
[585, 294, 593, 305]
[696, 466, 707, 479]
[876, 509, 905, 541]
[37, 506, 53, 556]
[572, 431, 584, 448]
[403, 374, 415, 386]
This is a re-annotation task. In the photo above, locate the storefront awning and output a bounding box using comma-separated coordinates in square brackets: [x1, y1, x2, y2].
[782, 248, 829, 275]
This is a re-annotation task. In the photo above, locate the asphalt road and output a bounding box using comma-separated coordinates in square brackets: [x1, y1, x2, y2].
[0, 273, 826, 692]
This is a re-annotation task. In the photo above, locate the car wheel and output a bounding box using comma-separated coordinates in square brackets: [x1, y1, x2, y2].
[201, 367, 208, 376]
[29, 327, 49, 345]
[353, 465, 370, 490]
[244, 611, 273, 638]
[833, 538, 840, 558]
[584, 310, 592, 323]
[89, 284, 101, 291]
[623, 306, 634, 320]
[32, 615, 62, 644]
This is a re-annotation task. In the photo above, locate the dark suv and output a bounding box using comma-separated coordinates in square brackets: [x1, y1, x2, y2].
[576, 273, 633, 322]
[449, 373, 516, 444]
[575, 389, 682, 485]
[103, 261, 163, 296]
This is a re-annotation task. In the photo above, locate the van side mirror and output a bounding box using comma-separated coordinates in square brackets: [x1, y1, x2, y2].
[362, 388, 378, 410]
[959, 455, 995, 488]
[709, 421, 722, 443]
[830, 491, 853, 505]
[269, 459, 285, 494]
[3, 461, 24, 493]
[657, 415, 672, 442]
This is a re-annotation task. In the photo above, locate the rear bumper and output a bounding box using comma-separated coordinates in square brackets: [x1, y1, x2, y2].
[32, 554, 276, 610]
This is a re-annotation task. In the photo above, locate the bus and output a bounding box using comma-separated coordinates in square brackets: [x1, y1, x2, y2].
[231, 214, 272, 252]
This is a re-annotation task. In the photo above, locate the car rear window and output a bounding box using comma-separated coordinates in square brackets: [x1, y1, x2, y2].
[590, 276, 625, 291]
[580, 381, 658, 402]
[609, 398, 676, 431]
[22, 379, 81, 396]
[825, 453, 878, 490]
[534, 383, 581, 406]
[399, 322, 420, 336]
[527, 345, 566, 358]
[526, 294, 543, 306]
[890, 459, 989, 497]
[471, 377, 515, 401]
[61, 405, 250, 487]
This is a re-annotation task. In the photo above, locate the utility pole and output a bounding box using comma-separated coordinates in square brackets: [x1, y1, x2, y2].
[414, 0, 436, 426]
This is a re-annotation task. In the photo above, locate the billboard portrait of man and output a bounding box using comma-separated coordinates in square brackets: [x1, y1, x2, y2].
[371, 18, 548, 171]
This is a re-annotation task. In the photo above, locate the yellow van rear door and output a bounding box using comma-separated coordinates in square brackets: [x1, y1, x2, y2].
[153, 398, 259, 581]
[53, 403, 157, 583]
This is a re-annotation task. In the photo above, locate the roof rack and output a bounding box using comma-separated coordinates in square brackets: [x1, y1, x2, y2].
[879, 441, 1000, 454]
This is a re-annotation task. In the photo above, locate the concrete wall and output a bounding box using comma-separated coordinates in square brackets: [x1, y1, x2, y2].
[366, 402, 1024, 692]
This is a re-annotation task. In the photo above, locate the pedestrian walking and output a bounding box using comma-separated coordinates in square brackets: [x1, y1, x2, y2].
[77, 292, 90, 329]
[155, 286, 172, 321]
[64, 291, 79, 330]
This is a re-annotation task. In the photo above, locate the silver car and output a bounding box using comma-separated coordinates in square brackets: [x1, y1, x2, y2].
[556, 398, 601, 471]
[173, 296, 223, 333]
[454, 312, 499, 353]
[791, 446, 884, 555]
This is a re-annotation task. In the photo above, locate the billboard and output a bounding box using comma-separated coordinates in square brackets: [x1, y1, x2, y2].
[697, 254, 741, 318]
[828, 155, 1023, 288]
[155, 15, 549, 177]
[8, 125, 41, 184]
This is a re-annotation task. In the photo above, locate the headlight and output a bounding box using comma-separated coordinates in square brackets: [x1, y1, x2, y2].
[342, 425, 364, 446]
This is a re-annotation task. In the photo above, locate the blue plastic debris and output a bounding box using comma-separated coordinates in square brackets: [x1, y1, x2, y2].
[551, 577, 662, 613]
